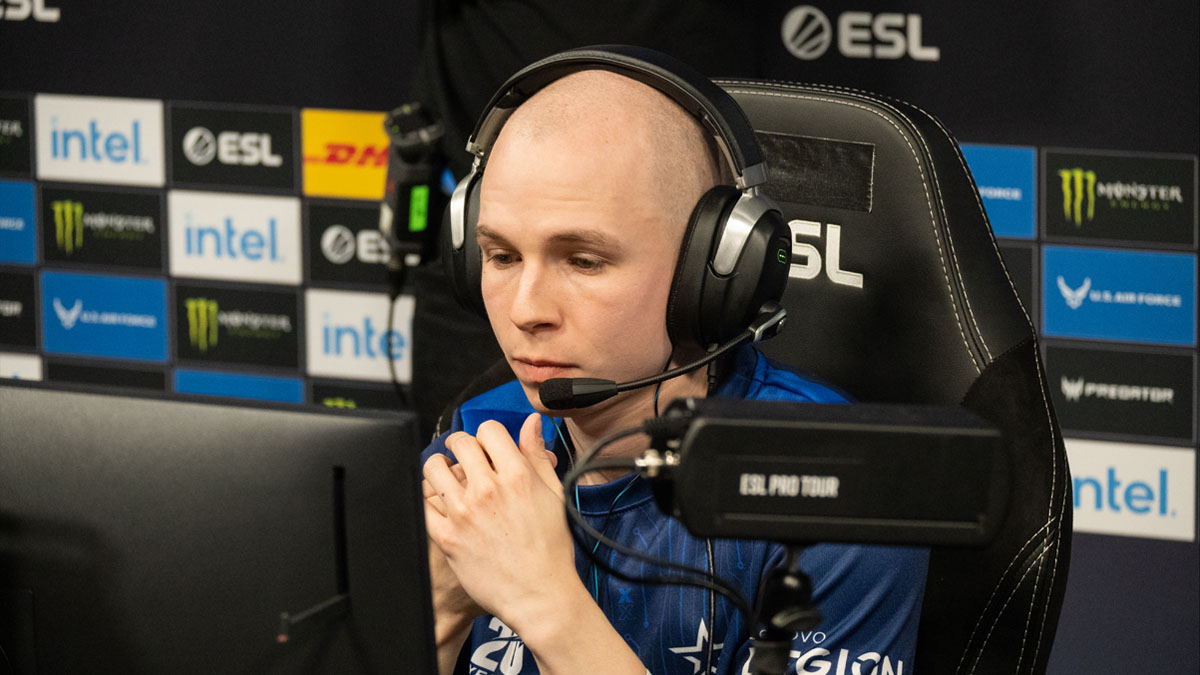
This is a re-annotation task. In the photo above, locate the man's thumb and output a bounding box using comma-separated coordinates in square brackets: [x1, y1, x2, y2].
[519, 413, 562, 493]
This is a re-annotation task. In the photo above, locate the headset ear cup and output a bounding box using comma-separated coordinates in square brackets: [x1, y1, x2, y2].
[441, 171, 487, 316]
[666, 185, 741, 348]
[701, 202, 790, 344]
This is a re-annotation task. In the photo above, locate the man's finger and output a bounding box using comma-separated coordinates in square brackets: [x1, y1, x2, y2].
[423, 453, 467, 509]
[423, 462, 468, 505]
[475, 419, 524, 474]
[444, 431, 497, 485]
[518, 413, 564, 497]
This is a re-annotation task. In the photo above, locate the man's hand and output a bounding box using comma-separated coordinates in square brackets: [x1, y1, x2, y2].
[423, 414, 573, 635]
[423, 414, 651, 675]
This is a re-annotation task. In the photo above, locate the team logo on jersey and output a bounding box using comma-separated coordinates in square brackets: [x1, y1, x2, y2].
[470, 617, 526, 675]
[670, 619, 724, 674]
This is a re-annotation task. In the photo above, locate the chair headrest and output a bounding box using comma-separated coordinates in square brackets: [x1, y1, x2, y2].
[718, 81, 1033, 404]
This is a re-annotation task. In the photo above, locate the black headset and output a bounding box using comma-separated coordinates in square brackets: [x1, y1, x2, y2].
[443, 45, 791, 350]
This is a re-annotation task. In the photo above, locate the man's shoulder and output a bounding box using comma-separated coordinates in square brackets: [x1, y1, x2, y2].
[422, 379, 550, 460]
[732, 346, 852, 404]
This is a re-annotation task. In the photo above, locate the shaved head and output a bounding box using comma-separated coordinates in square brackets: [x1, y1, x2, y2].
[491, 70, 727, 237]
[476, 67, 724, 424]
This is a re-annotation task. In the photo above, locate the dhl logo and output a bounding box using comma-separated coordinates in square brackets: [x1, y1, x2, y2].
[302, 109, 388, 200]
[304, 143, 388, 167]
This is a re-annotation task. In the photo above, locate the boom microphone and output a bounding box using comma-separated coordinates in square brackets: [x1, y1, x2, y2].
[538, 304, 787, 410]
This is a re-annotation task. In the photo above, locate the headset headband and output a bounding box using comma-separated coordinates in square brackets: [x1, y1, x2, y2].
[463, 45, 768, 192]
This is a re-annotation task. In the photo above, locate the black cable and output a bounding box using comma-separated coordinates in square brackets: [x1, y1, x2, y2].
[563, 456, 756, 624]
[384, 276, 411, 408]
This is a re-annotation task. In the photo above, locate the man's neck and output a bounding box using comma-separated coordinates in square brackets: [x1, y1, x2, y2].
[564, 367, 708, 485]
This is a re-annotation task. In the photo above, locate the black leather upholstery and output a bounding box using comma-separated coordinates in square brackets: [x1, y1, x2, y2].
[717, 79, 1072, 675]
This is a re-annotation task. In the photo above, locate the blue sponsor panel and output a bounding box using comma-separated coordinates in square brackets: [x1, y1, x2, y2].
[0, 179, 37, 264]
[40, 271, 167, 361]
[174, 368, 303, 403]
[960, 144, 1037, 239]
[1043, 246, 1196, 346]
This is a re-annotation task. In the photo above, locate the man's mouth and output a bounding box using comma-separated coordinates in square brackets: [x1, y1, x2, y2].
[512, 357, 576, 383]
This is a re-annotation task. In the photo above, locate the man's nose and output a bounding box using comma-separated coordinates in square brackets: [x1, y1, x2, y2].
[509, 263, 561, 332]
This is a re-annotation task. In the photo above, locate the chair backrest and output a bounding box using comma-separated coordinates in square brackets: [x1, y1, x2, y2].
[717, 79, 1072, 675]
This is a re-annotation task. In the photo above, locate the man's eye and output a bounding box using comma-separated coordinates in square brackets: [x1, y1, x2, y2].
[569, 255, 606, 272]
[486, 251, 516, 266]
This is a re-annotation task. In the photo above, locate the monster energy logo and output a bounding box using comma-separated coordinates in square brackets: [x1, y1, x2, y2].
[51, 199, 156, 253]
[1058, 168, 1096, 227]
[322, 396, 358, 409]
[187, 297, 220, 352]
[1059, 167, 1185, 227]
[52, 200, 85, 253]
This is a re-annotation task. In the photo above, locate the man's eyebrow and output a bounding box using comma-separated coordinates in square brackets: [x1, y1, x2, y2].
[476, 224, 622, 250]
[474, 224, 510, 244]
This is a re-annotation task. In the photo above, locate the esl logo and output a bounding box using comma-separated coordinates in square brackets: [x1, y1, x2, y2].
[35, 95, 164, 187]
[181, 127, 282, 167]
[305, 289, 414, 383]
[168, 190, 301, 285]
[787, 219, 864, 288]
[308, 203, 393, 285]
[170, 106, 295, 190]
[780, 6, 940, 61]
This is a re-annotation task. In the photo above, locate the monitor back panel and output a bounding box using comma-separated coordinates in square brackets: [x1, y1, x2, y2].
[0, 383, 435, 675]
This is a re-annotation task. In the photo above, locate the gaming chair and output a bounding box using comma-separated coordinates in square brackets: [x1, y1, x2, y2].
[717, 78, 1071, 674]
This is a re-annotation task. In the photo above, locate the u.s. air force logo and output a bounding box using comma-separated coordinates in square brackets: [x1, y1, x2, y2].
[1057, 276, 1091, 310]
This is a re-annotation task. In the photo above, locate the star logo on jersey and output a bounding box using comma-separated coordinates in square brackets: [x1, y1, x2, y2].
[669, 619, 723, 674]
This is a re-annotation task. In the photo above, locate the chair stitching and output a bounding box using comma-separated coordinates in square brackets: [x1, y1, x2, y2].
[721, 86, 981, 374]
[924, 112, 1038, 340]
[904, 123, 993, 362]
[1026, 345, 1067, 670]
[988, 347, 1064, 674]
[954, 517, 1052, 674]
[957, 363, 1063, 675]
[968, 540, 1053, 675]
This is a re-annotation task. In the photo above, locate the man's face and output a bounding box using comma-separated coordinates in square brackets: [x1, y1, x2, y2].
[476, 122, 683, 415]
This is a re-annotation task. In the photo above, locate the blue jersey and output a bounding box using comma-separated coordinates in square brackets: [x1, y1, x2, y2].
[423, 345, 928, 675]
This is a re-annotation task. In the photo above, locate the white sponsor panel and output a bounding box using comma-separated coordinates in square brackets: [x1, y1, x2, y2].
[35, 95, 164, 186]
[305, 289, 414, 383]
[168, 190, 301, 285]
[1067, 438, 1195, 542]
[0, 352, 42, 380]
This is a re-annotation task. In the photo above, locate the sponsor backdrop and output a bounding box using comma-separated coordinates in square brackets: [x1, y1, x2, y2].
[1, 1, 1196, 671]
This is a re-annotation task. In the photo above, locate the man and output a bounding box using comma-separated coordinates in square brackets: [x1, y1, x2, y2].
[422, 65, 928, 675]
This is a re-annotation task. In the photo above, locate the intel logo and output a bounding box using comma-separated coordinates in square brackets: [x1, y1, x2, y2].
[168, 190, 301, 285]
[35, 95, 164, 187]
[184, 214, 282, 262]
[1066, 439, 1195, 542]
[305, 290, 414, 383]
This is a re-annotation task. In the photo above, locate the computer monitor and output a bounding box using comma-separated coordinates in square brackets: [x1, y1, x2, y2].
[0, 381, 435, 674]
